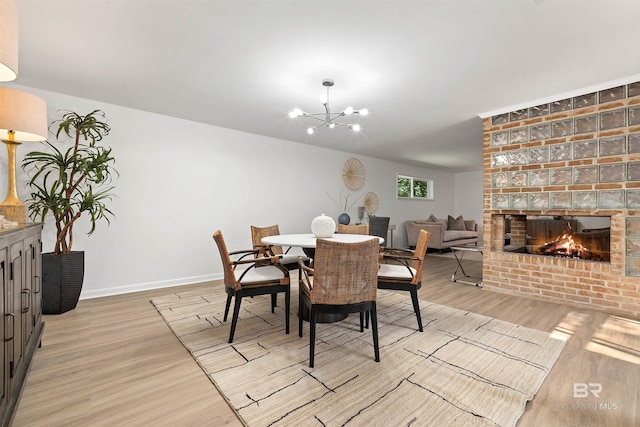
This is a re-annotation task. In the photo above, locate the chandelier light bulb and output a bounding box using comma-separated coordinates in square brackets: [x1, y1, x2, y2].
[329, 123, 335, 128]
[344, 106, 354, 115]
[352, 124, 361, 132]
[307, 127, 314, 135]
[359, 108, 369, 116]
[289, 108, 303, 118]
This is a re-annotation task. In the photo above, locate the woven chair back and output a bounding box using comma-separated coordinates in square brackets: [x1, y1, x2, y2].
[212, 230, 241, 290]
[411, 230, 432, 283]
[311, 237, 379, 305]
[336, 223, 369, 235]
[251, 224, 284, 255]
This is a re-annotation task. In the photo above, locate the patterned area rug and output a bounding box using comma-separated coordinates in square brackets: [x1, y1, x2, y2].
[151, 286, 564, 427]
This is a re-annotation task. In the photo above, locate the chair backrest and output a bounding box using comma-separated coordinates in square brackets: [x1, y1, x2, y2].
[251, 224, 283, 255]
[212, 230, 240, 290]
[336, 223, 369, 235]
[311, 237, 379, 305]
[368, 216, 390, 247]
[411, 230, 432, 283]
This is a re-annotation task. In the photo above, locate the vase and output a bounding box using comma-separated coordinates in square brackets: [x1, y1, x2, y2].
[338, 213, 350, 225]
[311, 213, 335, 238]
[42, 251, 85, 314]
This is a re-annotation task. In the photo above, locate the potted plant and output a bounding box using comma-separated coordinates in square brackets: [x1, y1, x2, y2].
[22, 109, 117, 314]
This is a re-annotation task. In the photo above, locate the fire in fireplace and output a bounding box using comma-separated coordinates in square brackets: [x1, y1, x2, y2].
[503, 215, 611, 262]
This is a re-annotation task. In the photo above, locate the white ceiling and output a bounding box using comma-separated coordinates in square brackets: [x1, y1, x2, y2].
[11, 0, 640, 172]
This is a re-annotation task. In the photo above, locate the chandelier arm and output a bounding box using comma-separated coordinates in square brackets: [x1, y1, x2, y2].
[302, 114, 330, 123]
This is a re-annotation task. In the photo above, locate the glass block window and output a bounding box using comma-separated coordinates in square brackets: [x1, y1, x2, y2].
[599, 164, 625, 183]
[573, 93, 597, 108]
[629, 106, 640, 126]
[491, 131, 509, 147]
[551, 98, 572, 113]
[550, 168, 572, 185]
[510, 109, 528, 121]
[530, 170, 549, 186]
[510, 171, 528, 187]
[573, 191, 597, 209]
[530, 124, 550, 141]
[573, 166, 598, 184]
[529, 104, 549, 117]
[492, 113, 509, 125]
[552, 119, 573, 137]
[529, 147, 549, 164]
[599, 190, 625, 208]
[550, 192, 572, 209]
[629, 133, 640, 154]
[575, 115, 598, 134]
[550, 143, 572, 161]
[599, 136, 626, 156]
[492, 172, 508, 188]
[573, 140, 597, 159]
[510, 128, 528, 144]
[600, 109, 626, 130]
[599, 86, 625, 103]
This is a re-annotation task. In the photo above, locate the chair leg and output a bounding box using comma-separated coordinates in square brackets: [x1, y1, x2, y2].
[284, 289, 290, 334]
[309, 307, 316, 368]
[224, 294, 232, 322]
[271, 293, 277, 313]
[370, 303, 380, 362]
[298, 292, 304, 338]
[228, 295, 242, 343]
[365, 311, 370, 329]
[410, 289, 423, 332]
[359, 311, 364, 332]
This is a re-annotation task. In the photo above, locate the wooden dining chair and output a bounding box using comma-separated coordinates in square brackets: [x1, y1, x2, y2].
[298, 237, 380, 368]
[250, 224, 309, 270]
[336, 223, 369, 234]
[377, 229, 432, 332]
[213, 230, 291, 343]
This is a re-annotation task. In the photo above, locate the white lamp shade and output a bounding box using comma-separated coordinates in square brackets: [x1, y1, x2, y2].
[0, 87, 48, 141]
[0, 0, 19, 82]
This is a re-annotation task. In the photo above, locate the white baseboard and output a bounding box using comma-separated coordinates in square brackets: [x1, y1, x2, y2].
[79, 273, 224, 300]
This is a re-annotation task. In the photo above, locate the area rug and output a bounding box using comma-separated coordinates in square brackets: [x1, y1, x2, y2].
[151, 286, 565, 427]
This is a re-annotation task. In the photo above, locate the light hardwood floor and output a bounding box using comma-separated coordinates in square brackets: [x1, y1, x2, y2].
[13, 256, 640, 426]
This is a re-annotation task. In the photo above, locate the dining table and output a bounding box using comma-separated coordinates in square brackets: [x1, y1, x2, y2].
[261, 233, 384, 323]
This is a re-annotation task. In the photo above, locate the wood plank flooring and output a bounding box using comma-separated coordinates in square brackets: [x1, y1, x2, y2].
[13, 256, 640, 426]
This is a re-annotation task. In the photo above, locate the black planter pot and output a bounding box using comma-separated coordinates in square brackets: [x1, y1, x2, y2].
[42, 251, 85, 314]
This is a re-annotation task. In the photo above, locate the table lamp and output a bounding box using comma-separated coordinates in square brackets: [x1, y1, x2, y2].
[0, 87, 47, 223]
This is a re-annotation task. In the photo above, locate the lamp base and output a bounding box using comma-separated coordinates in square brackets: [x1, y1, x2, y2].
[0, 203, 26, 223]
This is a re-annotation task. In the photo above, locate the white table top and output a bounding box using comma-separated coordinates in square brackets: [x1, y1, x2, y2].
[262, 233, 383, 248]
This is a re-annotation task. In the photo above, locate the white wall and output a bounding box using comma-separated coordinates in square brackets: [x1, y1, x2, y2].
[1, 84, 467, 299]
[454, 171, 484, 237]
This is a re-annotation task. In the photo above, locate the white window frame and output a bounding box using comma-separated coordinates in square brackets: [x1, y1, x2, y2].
[396, 174, 434, 200]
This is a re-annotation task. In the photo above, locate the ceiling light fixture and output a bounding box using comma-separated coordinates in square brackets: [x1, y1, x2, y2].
[289, 79, 368, 135]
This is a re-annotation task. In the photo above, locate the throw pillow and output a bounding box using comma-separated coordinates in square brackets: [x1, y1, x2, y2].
[447, 215, 466, 230]
[428, 214, 439, 222]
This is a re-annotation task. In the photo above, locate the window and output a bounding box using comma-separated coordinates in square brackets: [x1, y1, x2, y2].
[397, 174, 434, 200]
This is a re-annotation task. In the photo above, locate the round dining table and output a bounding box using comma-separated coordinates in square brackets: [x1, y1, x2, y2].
[261, 233, 384, 248]
[261, 233, 384, 323]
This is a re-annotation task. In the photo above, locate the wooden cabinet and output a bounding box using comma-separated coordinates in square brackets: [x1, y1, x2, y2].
[0, 224, 44, 426]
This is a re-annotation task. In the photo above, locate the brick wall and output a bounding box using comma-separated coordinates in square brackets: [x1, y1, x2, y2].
[483, 82, 640, 319]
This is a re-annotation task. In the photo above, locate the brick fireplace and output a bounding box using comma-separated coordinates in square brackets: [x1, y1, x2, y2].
[483, 81, 640, 319]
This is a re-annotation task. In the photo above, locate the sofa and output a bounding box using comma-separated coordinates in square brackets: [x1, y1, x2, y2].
[405, 215, 478, 250]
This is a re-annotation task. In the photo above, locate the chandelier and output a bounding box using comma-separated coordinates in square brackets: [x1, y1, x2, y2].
[288, 79, 368, 134]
